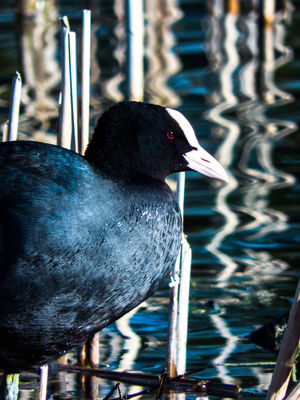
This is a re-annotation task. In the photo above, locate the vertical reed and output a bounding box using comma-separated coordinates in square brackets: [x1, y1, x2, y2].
[80, 9, 91, 155]
[266, 280, 300, 400]
[125, 0, 144, 101]
[38, 365, 49, 400]
[58, 16, 72, 148]
[69, 31, 78, 153]
[166, 171, 191, 377]
[7, 72, 22, 142]
[58, 20, 79, 152]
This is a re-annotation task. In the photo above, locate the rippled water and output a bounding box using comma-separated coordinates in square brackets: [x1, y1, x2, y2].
[0, 1, 299, 399]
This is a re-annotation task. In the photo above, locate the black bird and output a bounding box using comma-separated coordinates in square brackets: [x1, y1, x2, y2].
[0, 101, 227, 372]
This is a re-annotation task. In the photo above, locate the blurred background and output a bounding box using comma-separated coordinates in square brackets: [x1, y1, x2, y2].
[0, 0, 299, 399]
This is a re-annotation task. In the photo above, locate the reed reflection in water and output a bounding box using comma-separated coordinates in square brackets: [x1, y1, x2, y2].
[201, 0, 297, 389]
[0, 0, 299, 399]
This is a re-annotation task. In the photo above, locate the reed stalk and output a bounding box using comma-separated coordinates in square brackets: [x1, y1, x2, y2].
[285, 380, 300, 400]
[80, 9, 91, 155]
[7, 72, 22, 142]
[38, 365, 48, 400]
[58, 16, 72, 148]
[266, 280, 300, 400]
[69, 31, 78, 153]
[125, 0, 144, 101]
[166, 172, 191, 377]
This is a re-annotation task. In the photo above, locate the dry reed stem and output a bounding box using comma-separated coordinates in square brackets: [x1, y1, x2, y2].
[125, 0, 144, 101]
[285, 380, 300, 400]
[69, 31, 78, 152]
[38, 365, 49, 400]
[166, 171, 191, 377]
[266, 280, 300, 400]
[7, 72, 22, 142]
[80, 9, 91, 154]
[58, 16, 72, 148]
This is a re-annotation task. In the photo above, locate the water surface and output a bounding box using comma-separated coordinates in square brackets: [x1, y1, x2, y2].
[0, 1, 299, 399]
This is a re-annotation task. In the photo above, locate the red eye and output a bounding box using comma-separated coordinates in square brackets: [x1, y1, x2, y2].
[166, 131, 175, 140]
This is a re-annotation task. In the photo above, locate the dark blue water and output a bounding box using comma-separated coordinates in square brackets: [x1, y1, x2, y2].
[0, 1, 299, 399]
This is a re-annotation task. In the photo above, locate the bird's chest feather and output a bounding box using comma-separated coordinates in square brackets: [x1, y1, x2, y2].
[70, 193, 182, 332]
[79, 187, 181, 292]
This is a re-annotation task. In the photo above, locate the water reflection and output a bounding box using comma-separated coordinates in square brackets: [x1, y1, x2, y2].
[0, 0, 299, 399]
[205, 7, 240, 285]
[203, 0, 297, 388]
[17, 0, 60, 143]
[205, 3, 296, 280]
[100, 0, 125, 104]
[144, 0, 182, 108]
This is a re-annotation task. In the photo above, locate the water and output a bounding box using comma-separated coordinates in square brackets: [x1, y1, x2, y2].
[0, 1, 299, 399]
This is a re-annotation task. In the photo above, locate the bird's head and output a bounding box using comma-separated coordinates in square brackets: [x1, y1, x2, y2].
[85, 101, 228, 182]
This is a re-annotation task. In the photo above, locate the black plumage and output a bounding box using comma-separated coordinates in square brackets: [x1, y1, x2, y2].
[0, 101, 227, 372]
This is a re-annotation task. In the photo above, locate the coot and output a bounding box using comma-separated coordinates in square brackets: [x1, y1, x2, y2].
[0, 101, 227, 372]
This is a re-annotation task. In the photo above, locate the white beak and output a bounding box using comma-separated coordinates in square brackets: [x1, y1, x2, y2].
[166, 107, 228, 182]
[183, 144, 228, 182]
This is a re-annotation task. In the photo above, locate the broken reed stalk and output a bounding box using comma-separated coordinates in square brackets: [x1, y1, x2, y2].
[166, 171, 192, 377]
[77, 331, 99, 368]
[107, 389, 149, 400]
[80, 9, 91, 155]
[125, 0, 144, 101]
[58, 16, 72, 148]
[176, 233, 192, 371]
[69, 31, 78, 153]
[38, 365, 48, 400]
[1, 373, 19, 400]
[7, 72, 22, 142]
[102, 383, 120, 400]
[58, 364, 240, 398]
[284, 380, 300, 400]
[155, 369, 169, 400]
[176, 169, 193, 358]
[266, 279, 300, 400]
[263, 0, 275, 25]
[58, 18, 79, 152]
